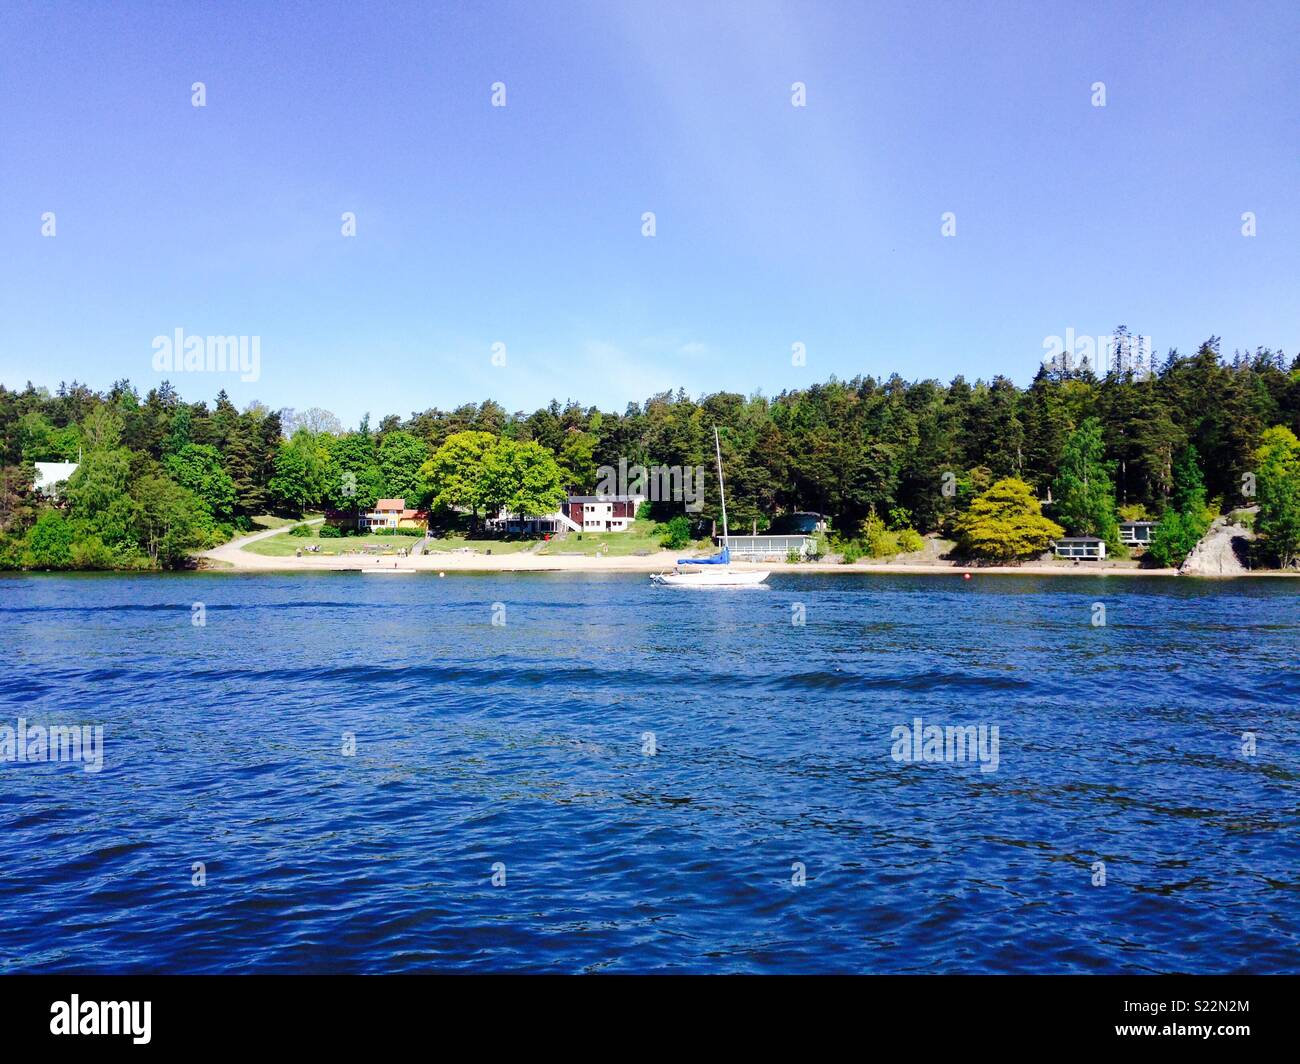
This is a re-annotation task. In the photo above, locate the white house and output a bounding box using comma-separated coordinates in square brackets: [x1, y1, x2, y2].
[563, 494, 645, 532]
[490, 493, 647, 535]
[34, 461, 79, 500]
[1053, 536, 1107, 560]
[1118, 520, 1158, 546]
[721, 534, 816, 561]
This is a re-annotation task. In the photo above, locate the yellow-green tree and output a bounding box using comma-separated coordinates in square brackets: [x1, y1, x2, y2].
[954, 477, 1064, 561]
[1254, 426, 1300, 568]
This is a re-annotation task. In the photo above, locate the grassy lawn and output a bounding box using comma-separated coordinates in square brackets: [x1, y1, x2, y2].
[243, 525, 534, 557]
[243, 527, 410, 557]
[536, 519, 689, 557]
[249, 514, 317, 531]
[421, 535, 532, 555]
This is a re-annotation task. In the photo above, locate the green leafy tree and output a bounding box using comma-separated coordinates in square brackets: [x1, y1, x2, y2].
[481, 439, 566, 519]
[558, 430, 599, 493]
[165, 405, 193, 455]
[165, 443, 236, 521]
[1253, 426, 1300, 568]
[421, 430, 497, 530]
[377, 430, 430, 503]
[1147, 446, 1211, 567]
[954, 477, 1064, 561]
[131, 474, 206, 566]
[1146, 512, 1201, 568]
[65, 448, 136, 546]
[268, 439, 315, 514]
[269, 429, 330, 513]
[19, 412, 81, 461]
[22, 510, 75, 568]
[81, 404, 124, 452]
[323, 432, 384, 512]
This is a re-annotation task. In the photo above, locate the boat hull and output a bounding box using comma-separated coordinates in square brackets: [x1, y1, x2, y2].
[651, 569, 770, 587]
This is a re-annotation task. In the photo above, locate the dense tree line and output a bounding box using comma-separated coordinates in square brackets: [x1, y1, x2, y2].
[3, 334, 1300, 569]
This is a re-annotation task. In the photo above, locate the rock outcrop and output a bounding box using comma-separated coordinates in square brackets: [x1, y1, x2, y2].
[1179, 514, 1255, 576]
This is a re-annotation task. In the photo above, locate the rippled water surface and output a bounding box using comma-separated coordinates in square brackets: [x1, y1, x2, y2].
[1, 571, 1297, 973]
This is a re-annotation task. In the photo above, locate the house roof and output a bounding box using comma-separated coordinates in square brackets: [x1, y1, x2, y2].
[399, 509, 427, 520]
[1119, 520, 1158, 527]
[568, 494, 645, 503]
[374, 498, 405, 510]
[1055, 536, 1104, 542]
[34, 461, 79, 490]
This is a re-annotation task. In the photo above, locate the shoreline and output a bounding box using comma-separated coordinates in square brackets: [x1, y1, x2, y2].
[194, 528, 1300, 578]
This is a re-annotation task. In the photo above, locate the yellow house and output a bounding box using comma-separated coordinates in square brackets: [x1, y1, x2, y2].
[361, 499, 428, 531]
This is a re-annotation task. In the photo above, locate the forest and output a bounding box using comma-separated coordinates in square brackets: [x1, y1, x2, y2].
[2, 335, 1299, 570]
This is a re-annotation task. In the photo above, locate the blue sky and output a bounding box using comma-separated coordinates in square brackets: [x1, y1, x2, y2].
[2, 0, 1296, 426]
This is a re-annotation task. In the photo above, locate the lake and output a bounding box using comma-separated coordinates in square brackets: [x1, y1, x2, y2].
[1, 572, 1297, 973]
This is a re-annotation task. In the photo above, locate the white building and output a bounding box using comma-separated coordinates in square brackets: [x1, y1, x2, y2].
[491, 494, 647, 535]
[721, 534, 816, 561]
[1118, 521, 1158, 546]
[34, 461, 79, 499]
[1053, 536, 1107, 560]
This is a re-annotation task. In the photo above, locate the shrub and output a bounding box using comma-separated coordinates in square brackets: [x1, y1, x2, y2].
[953, 477, 1064, 561]
[318, 524, 342, 538]
[786, 548, 802, 564]
[895, 528, 925, 554]
[289, 522, 313, 537]
[22, 511, 74, 569]
[659, 515, 691, 550]
[1147, 510, 1209, 567]
[887, 506, 913, 531]
[71, 535, 116, 570]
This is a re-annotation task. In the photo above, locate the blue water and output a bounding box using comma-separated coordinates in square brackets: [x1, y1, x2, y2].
[1, 571, 1297, 973]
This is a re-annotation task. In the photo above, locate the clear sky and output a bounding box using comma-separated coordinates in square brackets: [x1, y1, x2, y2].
[2, 0, 1296, 426]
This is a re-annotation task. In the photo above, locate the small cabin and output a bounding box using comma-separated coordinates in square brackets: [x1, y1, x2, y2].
[1118, 520, 1158, 546]
[1053, 536, 1106, 560]
[720, 534, 815, 561]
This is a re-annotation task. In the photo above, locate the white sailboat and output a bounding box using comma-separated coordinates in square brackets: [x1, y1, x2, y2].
[650, 428, 770, 587]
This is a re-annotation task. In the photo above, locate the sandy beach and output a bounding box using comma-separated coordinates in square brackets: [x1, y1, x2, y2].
[201, 523, 1204, 577]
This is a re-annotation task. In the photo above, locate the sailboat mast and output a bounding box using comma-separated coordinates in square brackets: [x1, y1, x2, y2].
[714, 426, 729, 547]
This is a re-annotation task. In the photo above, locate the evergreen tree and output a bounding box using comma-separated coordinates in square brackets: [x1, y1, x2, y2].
[1051, 417, 1119, 549]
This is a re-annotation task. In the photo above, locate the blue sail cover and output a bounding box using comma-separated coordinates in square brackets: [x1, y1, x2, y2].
[679, 547, 729, 565]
